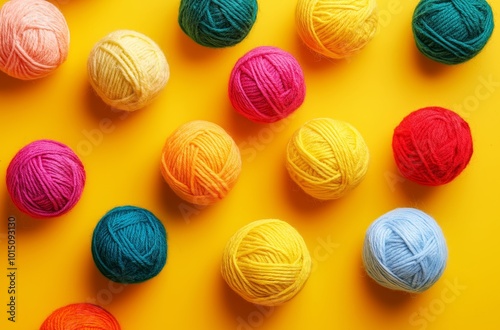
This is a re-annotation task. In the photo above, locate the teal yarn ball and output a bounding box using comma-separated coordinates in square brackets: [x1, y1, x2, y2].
[412, 0, 494, 65]
[362, 208, 448, 293]
[91, 206, 168, 284]
[178, 0, 258, 48]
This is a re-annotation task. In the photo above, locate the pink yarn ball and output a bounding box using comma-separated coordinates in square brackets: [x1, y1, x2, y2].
[0, 0, 69, 80]
[6, 140, 86, 218]
[228, 46, 306, 123]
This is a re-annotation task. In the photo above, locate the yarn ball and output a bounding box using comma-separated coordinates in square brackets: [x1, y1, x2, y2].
[286, 118, 370, 200]
[362, 208, 448, 293]
[91, 206, 167, 284]
[87, 30, 169, 111]
[160, 120, 242, 206]
[228, 46, 306, 123]
[412, 0, 494, 65]
[178, 0, 258, 48]
[0, 0, 69, 80]
[392, 106, 473, 186]
[40, 303, 121, 330]
[6, 139, 85, 218]
[221, 219, 311, 306]
[295, 0, 378, 59]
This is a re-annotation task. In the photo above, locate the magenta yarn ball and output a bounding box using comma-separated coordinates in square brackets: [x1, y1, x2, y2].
[6, 140, 86, 218]
[228, 46, 306, 123]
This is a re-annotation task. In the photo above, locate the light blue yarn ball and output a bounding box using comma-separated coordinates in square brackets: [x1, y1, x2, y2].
[362, 208, 448, 293]
[91, 206, 168, 284]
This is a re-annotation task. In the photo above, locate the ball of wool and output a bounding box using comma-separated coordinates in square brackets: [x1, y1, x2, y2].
[295, 0, 378, 59]
[160, 120, 242, 206]
[221, 219, 311, 306]
[286, 118, 370, 200]
[40, 303, 121, 330]
[178, 0, 258, 48]
[362, 208, 448, 293]
[91, 206, 168, 284]
[6, 139, 86, 219]
[392, 106, 473, 186]
[228, 46, 306, 123]
[412, 0, 494, 65]
[0, 0, 69, 80]
[87, 30, 169, 111]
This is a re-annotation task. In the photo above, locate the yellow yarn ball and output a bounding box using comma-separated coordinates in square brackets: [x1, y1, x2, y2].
[87, 30, 169, 111]
[160, 120, 242, 206]
[221, 219, 311, 306]
[295, 0, 378, 59]
[286, 118, 369, 200]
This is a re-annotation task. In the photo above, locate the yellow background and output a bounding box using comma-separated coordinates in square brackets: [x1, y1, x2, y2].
[1, 0, 499, 329]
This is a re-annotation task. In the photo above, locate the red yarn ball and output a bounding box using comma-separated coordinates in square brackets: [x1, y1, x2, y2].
[392, 106, 473, 186]
[228, 46, 306, 123]
[40, 303, 121, 330]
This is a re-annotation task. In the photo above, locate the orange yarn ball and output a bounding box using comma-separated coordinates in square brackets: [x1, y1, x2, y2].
[160, 120, 242, 205]
[0, 0, 69, 80]
[40, 303, 120, 330]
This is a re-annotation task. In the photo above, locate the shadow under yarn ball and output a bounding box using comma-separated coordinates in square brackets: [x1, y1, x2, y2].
[295, 0, 378, 59]
[0, 0, 69, 80]
[178, 0, 258, 48]
[412, 0, 494, 65]
[228, 46, 306, 123]
[91, 206, 168, 284]
[392, 106, 473, 186]
[286, 117, 370, 200]
[87, 30, 170, 111]
[221, 219, 312, 306]
[362, 208, 448, 293]
[40, 303, 121, 330]
[160, 120, 242, 206]
[6, 139, 86, 219]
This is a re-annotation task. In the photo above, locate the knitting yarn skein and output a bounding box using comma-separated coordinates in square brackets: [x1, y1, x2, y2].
[295, 0, 378, 59]
[221, 219, 311, 306]
[178, 0, 258, 48]
[0, 0, 69, 80]
[412, 0, 494, 65]
[229, 46, 306, 123]
[161, 120, 242, 206]
[6, 139, 86, 218]
[392, 106, 473, 186]
[88, 30, 169, 111]
[40, 303, 121, 330]
[286, 118, 370, 200]
[362, 208, 448, 293]
[91, 206, 168, 284]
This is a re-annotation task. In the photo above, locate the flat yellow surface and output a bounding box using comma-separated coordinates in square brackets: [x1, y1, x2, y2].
[1, 0, 499, 329]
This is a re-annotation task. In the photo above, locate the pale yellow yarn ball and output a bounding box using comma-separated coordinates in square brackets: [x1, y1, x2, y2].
[87, 30, 169, 111]
[221, 219, 311, 306]
[286, 118, 369, 200]
[296, 0, 378, 59]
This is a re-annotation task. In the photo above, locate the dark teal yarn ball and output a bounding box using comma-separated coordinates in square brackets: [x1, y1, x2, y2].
[412, 0, 494, 65]
[178, 0, 258, 48]
[91, 206, 168, 284]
